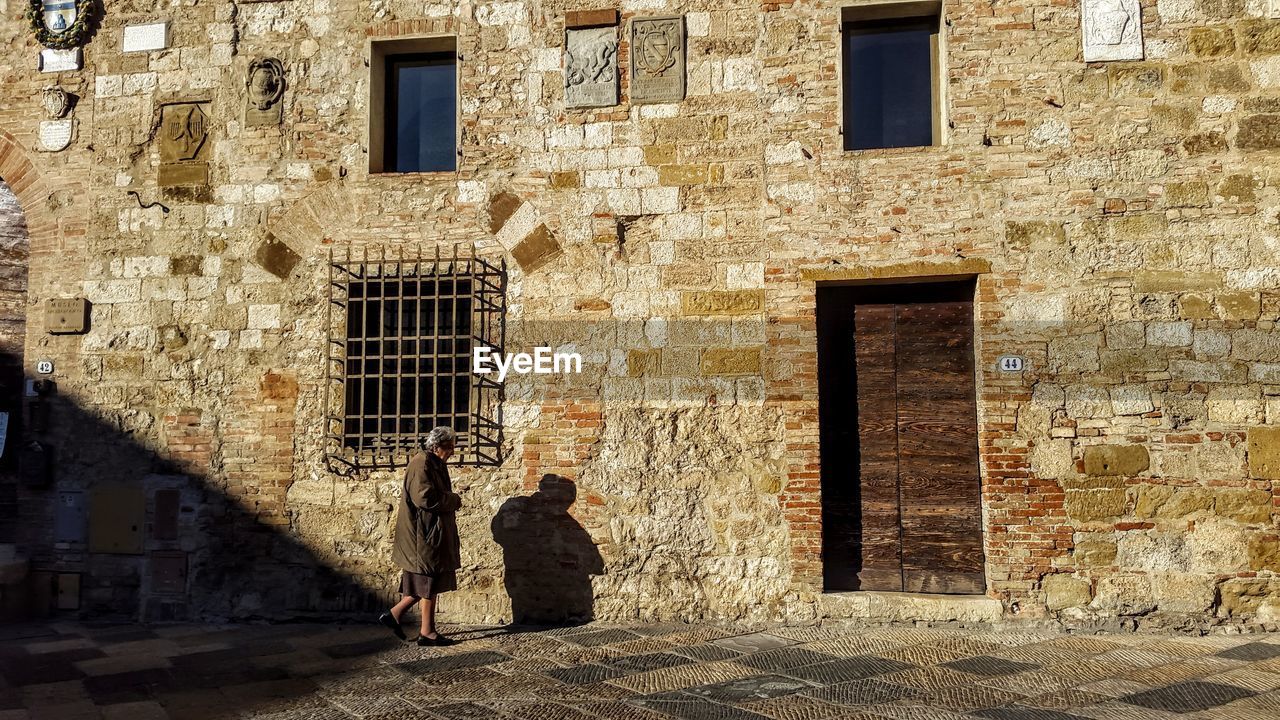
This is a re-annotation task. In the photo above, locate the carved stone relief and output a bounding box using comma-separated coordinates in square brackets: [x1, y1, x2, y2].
[158, 103, 211, 187]
[630, 16, 685, 104]
[37, 87, 73, 152]
[564, 26, 618, 108]
[245, 58, 285, 126]
[1082, 0, 1143, 62]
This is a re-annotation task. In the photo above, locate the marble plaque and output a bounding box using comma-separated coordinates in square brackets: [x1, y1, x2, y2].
[564, 26, 618, 108]
[38, 48, 81, 73]
[630, 16, 685, 104]
[38, 119, 73, 151]
[123, 22, 169, 53]
[1082, 0, 1143, 62]
[1271, 0, 1280, 18]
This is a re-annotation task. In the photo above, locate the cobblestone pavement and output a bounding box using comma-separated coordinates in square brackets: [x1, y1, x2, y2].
[4, 621, 1280, 719]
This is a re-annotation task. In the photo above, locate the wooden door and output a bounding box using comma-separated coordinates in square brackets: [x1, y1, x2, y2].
[852, 292, 984, 594]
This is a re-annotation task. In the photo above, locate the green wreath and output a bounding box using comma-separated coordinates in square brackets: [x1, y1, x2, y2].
[26, 0, 94, 50]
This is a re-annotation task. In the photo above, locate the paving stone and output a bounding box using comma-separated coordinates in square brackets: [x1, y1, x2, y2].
[608, 660, 756, 694]
[765, 628, 849, 643]
[785, 655, 914, 684]
[893, 684, 1023, 711]
[973, 708, 1090, 720]
[559, 630, 640, 648]
[799, 677, 918, 705]
[735, 648, 836, 672]
[1119, 680, 1256, 713]
[879, 666, 978, 691]
[1135, 640, 1218, 658]
[631, 697, 772, 720]
[544, 664, 627, 685]
[672, 644, 744, 663]
[711, 634, 797, 655]
[803, 635, 904, 658]
[1217, 642, 1280, 662]
[394, 651, 511, 674]
[879, 644, 971, 667]
[868, 707, 972, 720]
[1018, 688, 1111, 710]
[1205, 667, 1280, 692]
[738, 693, 847, 720]
[318, 638, 403, 660]
[943, 656, 1040, 677]
[604, 652, 692, 674]
[486, 700, 598, 720]
[1122, 656, 1240, 686]
[428, 702, 511, 719]
[573, 700, 671, 719]
[324, 693, 417, 716]
[602, 639, 682, 657]
[682, 674, 811, 703]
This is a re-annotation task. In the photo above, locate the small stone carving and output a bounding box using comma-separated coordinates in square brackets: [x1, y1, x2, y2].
[42, 86, 70, 118]
[1082, 0, 1143, 62]
[630, 16, 685, 104]
[245, 58, 285, 126]
[38, 47, 80, 72]
[564, 26, 618, 108]
[158, 103, 211, 186]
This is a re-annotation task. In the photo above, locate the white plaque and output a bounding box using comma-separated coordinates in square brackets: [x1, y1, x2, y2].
[123, 22, 169, 53]
[564, 26, 618, 108]
[997, 355, 1026, 373]
[1271, 0, 1280, 19]
[36, 360, 54, 374]
[38, 47, 82, 73]
[1082, 0, 1143, 62]
[38, 119, 73, 151]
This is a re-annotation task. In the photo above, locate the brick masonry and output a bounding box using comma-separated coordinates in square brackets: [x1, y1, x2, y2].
[0, 2, 1277, 629]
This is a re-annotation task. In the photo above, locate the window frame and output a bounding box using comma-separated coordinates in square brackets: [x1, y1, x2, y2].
[368, 36, 459, 175]
[839, 1, 946, 152]
[324, 246, 506, 472]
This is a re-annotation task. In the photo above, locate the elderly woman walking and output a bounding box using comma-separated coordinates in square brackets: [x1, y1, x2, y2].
[379, 426, 462, 646]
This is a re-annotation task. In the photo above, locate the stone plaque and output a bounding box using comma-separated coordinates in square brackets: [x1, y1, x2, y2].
[45, 297, 88, 333]
[123, 22, 169, 53]
[630, 16, 685, 104]
[245, 58, 285, 126]
[38, 47, 81, 73]
[1272, 0, 1280, 18]
[564, 26, 618, 108]
[38, 119, 73, 151]
[158, 103, 211, 187]
[1082, 0, 1143, 62]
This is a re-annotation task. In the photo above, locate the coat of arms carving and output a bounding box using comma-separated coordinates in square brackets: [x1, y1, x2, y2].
[564, 26, 618, 108]
[158, 103, 211, 187]
[245, 58, 286, 126]
[630, 16, 685, 104]
[1082, 0, 1143, 62]
[26, 0, 93, 50]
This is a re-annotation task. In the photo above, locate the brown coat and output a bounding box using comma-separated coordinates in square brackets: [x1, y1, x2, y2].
[391, 451, 462, 575]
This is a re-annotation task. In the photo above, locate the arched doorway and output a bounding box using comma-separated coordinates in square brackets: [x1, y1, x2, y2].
[0, 178, 28, 544]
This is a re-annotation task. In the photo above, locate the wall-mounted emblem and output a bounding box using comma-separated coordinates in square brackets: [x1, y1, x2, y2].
[565, 26, 618, 108]
[245, 58, 286, 126]
[26, 0, 93, 50]
[1082, 0, 1143, 62]
[38, 86, 74, 151]
[630, 16, 685, 104]
[158, 103, 211, 187]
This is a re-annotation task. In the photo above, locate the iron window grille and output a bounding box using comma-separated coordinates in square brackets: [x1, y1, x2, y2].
[325, 245, 505, 471]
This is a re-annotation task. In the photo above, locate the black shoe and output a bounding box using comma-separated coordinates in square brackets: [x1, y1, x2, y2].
[378, 612, 406, 641]
[415, 634, 455, 647]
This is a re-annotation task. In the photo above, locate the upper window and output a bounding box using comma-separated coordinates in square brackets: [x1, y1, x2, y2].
[842, 3, 943, 151]
[369, 38, 457, 173]
[325, 248, 505, 469]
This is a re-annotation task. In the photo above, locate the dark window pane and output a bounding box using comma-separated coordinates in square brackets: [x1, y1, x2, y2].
[843, 19, 935, 150]
[387, 53, 456, 172]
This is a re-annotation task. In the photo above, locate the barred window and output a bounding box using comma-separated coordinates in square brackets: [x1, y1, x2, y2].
[325, 247, 505, 470]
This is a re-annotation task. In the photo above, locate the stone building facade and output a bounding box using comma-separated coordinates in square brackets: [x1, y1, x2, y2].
[1, 0, 1279, 629]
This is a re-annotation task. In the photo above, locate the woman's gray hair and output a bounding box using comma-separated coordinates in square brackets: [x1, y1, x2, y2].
[423, 426, 457, 452]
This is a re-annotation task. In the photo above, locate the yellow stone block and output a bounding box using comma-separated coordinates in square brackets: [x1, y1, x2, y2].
[701, 348, 761, 376]
[1249, 426, 1280, 481]
[549, 171, 580, 189]
[659, 164, 710, 186]
[626, 349, 660, 377]
[1217, 292, 1260, 320]
[642, 145, 677, 165]
[681, 290, 765, 316]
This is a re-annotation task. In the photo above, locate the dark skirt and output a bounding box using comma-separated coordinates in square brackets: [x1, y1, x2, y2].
[399, 570, 457, 599]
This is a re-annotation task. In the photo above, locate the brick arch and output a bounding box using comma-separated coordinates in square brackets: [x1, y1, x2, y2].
[0, 128, 58, 254]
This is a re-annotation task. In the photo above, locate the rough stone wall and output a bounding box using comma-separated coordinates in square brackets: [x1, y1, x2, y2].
[0, 1, 1278, 627]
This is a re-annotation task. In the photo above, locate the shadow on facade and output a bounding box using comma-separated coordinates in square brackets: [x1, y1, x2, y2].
[492, 474, 603, 625]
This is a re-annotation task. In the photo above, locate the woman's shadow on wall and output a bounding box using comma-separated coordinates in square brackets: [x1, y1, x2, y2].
[491, 474, 603, 626]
